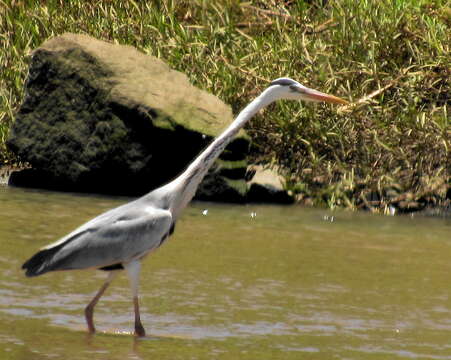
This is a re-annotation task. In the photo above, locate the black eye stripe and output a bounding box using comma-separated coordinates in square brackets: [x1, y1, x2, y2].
[289, 85, 305, 93]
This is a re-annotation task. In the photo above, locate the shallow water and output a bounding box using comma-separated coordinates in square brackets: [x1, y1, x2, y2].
[0, 185, 450, 359]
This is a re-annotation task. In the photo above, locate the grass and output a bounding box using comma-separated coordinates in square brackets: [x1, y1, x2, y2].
[0, 0, 449, 212]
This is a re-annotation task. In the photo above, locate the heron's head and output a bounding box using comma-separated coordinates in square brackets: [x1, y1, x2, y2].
[268, 78, 348, 105]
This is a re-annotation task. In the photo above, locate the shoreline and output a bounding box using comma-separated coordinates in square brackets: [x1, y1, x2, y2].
[2, 165, 448, 217]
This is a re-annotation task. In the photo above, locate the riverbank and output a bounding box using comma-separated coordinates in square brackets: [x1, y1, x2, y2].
[1, 1, 449, 211]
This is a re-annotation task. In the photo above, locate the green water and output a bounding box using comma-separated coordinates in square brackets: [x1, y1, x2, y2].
[0, 186, 450, 359]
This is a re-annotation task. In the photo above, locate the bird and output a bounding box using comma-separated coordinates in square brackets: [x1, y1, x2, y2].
[22, 78, 348, 337]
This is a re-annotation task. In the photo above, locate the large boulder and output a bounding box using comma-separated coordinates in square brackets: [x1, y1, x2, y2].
[7, 33, 250, 199]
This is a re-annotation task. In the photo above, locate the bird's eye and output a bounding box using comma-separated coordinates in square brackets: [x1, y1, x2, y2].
[289, 85, 303, 93]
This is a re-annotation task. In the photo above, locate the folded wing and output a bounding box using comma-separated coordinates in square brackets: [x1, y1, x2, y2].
[22, 206, 172, 277]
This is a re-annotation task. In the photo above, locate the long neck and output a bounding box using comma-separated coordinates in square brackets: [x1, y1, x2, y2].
[156, 87, 279, 218]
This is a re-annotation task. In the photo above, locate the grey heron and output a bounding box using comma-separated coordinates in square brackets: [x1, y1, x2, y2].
[22, 78, 348, 337]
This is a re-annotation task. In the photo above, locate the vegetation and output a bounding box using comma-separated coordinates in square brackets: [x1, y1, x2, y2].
[1, 0, 449, 212]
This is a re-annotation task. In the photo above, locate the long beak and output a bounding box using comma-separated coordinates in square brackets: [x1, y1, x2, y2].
[302, 87, 349, 105]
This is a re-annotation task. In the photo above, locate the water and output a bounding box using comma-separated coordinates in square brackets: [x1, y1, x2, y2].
[0, 185, 450, 359]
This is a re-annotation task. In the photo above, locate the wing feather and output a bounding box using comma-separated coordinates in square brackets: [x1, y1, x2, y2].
[22, 206, 172, 276]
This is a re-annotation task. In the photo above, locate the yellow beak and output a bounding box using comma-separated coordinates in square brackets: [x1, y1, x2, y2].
[302, 87, 349, 105]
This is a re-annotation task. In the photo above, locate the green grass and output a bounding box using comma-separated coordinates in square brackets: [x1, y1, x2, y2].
[0, 0, 449, 211]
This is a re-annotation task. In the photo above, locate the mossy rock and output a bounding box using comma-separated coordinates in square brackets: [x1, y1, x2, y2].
[7, 33, 250, 198]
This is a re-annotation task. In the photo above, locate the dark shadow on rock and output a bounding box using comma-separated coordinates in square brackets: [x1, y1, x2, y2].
[247, 183, 294, 204]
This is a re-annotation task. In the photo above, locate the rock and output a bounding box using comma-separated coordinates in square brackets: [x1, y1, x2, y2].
[7, 33, 249, 198]
[248, 165, 284, 188]
[197, 169, 248, 203]
[0, 166, 20, 186]
[247, 183, 293, 204]
[247, 165, 294, 204]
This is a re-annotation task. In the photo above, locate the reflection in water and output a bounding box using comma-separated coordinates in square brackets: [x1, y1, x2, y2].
[0, 186, 450, 359]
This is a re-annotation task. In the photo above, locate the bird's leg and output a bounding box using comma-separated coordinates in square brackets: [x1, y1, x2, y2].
[124, 260, 146, 337]
[84, 270, 118, 334]
[133, 295, 145, 337]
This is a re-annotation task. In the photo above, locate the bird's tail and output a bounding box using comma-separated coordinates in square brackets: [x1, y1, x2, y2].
[22, 246, 61, 277]
[22, 229, 90, 277]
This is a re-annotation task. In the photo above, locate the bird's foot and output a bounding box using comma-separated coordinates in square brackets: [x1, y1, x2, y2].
[134, 323, 146, 337]
[84, 307, 96, 334]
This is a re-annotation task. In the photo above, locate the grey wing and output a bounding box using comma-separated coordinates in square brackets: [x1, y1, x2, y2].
[22, 207, 172, 276]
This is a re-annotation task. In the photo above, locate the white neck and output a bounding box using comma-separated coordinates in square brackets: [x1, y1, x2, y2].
[151, 86, 281, 219]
